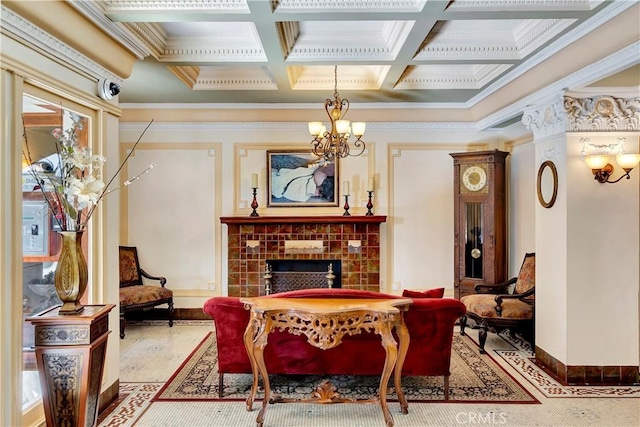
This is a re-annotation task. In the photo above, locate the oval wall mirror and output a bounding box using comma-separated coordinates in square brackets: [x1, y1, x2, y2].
[537, 160, 558, 208]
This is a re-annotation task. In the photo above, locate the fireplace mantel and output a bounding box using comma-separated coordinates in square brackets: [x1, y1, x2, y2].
[220, 215, 386, 225]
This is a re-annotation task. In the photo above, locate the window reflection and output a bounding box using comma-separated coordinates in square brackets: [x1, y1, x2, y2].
[21, 94, 90, 409]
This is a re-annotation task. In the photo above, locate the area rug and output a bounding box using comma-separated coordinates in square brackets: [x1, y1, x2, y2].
[153, 332, 538, 403]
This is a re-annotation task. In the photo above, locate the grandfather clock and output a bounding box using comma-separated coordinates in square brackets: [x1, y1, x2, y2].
[450, 150, 509, 299]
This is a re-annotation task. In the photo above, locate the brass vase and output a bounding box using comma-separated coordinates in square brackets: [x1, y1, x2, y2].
[54, 231, 88, 314]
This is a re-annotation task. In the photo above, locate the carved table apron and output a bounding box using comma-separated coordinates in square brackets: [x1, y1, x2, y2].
[240, 297, 413, 427]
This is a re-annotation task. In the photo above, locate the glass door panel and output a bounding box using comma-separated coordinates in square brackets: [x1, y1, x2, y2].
[21, 93, 91, 410]
[464, 202, 483, 279]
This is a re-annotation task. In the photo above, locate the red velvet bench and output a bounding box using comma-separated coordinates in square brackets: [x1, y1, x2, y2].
[203, 288, 465, 399]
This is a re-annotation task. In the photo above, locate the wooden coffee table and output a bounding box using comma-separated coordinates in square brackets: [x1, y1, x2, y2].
[240, 297, 412, 427]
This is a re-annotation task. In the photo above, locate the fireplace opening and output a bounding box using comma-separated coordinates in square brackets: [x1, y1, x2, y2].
[264, 259, 342, 294]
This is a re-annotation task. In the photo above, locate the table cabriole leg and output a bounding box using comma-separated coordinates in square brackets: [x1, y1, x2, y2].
[394, 313, 411, 414]
[379, 320, 399, 427]
[243, 314, 260, 411]
[254, 324, 271, 426]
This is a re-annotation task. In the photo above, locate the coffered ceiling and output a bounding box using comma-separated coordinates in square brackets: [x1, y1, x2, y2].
[72, 0, 636, 106]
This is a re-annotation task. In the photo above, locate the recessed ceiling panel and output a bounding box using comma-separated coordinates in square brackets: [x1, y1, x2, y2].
[167, 66, 277, 90]
[415, 19, 576, 61]
[289, 66, 390, 90]
[395, 64, 514, 90]
[158, 22, 266, 62]
[284, 21, 414, 62]
[446, 0, 605, 12]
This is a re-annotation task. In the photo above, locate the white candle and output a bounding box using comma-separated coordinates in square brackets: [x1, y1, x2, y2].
[368, 177, 375, 192]
[343, 181, 350, 196]
[251, 174, 258, 189]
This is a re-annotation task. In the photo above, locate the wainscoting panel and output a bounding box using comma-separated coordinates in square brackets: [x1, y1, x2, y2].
[121, 143, 222, 307]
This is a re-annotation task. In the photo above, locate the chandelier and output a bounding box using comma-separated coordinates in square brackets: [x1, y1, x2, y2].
[308, 66, 366, 161]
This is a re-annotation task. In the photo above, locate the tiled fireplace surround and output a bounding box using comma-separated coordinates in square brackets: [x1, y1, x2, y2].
[221, 216, 386, 297]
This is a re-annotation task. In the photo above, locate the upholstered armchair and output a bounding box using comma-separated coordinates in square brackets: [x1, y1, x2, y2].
[459, 252, 535, 354]
[119, 246, 174, 338]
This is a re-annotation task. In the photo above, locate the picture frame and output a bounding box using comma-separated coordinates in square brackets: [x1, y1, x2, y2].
[267, 150, 338, 207]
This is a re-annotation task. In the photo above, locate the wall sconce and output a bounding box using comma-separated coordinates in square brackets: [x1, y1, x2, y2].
[581, 138, 640, 184]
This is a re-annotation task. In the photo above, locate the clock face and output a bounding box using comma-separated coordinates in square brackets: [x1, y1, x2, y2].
[462, 166, 487, 192]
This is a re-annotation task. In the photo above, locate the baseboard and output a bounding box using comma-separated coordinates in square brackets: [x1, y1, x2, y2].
[535, 346, 639, 385]
[99, 379, 119, 414]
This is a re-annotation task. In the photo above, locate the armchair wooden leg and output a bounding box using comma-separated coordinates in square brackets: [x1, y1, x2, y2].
[168, 300, 174, 327]
[459, 315, 467, 336]
[444, 375, 450, 400]
[120, 314, 126, 339]
[219, 373, 224, 398]
[478, 326, 488, 354]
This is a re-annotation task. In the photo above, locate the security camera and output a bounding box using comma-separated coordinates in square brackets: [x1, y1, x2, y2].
[98, 78, 121, 100]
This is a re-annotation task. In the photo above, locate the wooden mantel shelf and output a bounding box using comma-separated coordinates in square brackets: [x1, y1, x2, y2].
[220, 215, 386, 225]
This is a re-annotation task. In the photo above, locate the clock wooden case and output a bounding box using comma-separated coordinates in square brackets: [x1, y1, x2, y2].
[450, 150, 509, 299]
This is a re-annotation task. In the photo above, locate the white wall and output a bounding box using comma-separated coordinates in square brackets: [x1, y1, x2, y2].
[535, 135, 569, 363]
[565, 133, 639, 365]
[119, 117, 513, 303]
[508, 141, 536, 277]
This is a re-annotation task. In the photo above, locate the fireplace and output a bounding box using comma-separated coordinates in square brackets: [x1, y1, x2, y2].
[220, 216, 386, 297]
[265, 259, 342, 294]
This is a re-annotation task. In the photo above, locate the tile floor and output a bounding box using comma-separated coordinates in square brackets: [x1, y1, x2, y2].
[102, 321, 640, 427]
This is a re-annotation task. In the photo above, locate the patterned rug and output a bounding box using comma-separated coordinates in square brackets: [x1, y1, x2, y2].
[153, 332, 538, 403]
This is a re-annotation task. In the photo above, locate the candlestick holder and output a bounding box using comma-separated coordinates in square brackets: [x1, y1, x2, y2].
[342, 195, 351, 216]
[250, 187, 259, 217]
[366, 191, 374, 216]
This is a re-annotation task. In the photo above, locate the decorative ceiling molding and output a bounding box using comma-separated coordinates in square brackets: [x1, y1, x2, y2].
[276, 21, 300, 60]
[416, 19, 575, 61]
[395, 64, 513, 90]
[274, 0, 428, 12]
[0, 5, 122, 84]
[446, 0, 603, 12]
[289, 65, 388, 90]
[167, 66, 277, 90]
[285, 21, 413, 62]
[100, 0, 250, 13]
[564, 95, 640, 132]
[123, 22, 167, 59]
[69, 0, 150, 59]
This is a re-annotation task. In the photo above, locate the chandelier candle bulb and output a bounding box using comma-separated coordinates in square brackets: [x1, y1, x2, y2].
[353, 122, 366, 137]
[368, 177, 375, 192]
[343, 181, 350, 196]
[251, 174, 258, 189]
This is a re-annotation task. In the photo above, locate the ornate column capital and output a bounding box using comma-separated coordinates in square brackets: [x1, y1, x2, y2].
[564, 95, 640, 131]
[523, 92, 640, 139]
[522, 94, 567, 140]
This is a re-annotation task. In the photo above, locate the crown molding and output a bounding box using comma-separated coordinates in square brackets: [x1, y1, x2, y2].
[68, 0, 150, 59]
[0, 5, 122, 84]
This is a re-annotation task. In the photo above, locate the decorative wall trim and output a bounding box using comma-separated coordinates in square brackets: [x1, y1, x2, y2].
[564, 95, 640, 132]
[119, 121, 481, 131]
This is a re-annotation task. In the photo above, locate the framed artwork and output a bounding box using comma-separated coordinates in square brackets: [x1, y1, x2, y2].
[267, 150, 338, 207]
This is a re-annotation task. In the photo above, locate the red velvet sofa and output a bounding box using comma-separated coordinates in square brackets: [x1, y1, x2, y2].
[202, 288, 466, 398]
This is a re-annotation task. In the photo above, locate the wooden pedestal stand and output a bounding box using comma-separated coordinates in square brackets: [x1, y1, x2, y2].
[26, 304, 115, 427]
